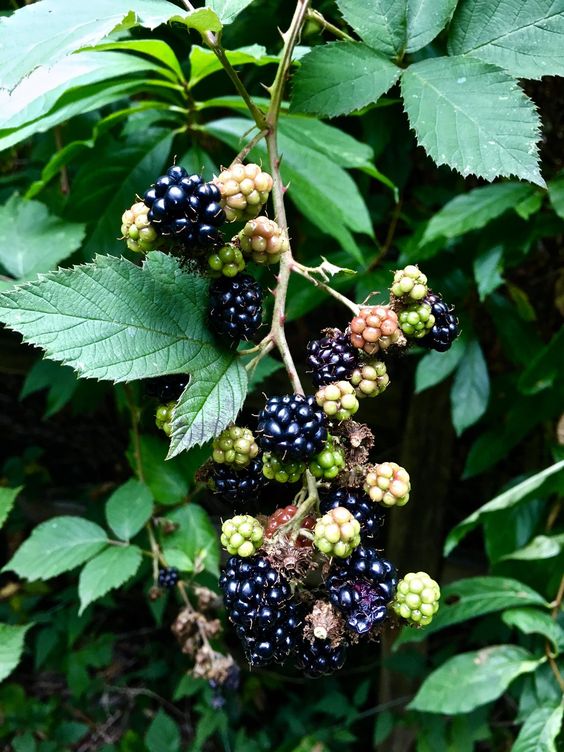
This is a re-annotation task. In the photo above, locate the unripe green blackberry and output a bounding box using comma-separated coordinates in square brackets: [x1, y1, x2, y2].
[364, 462, 410, 507]
[350, 360, 390, 398]
[391, 265, 428, 301]
[208, 243, 246, 277]
[262, 452, 306, 484]
[238, 217, 289, 265]
[121, 201, 161, 253]
[214, 163, 273, 222]
[155, 401, 175, 437]
[392, 572, 440, 626]
[398, 303, 435, 338]
[221, 514, 264, 557]
[314, 507, 361, 558]
[309, 436, 346, 480]
[315, 381, 359, 421]
[212, 425, 259, 468]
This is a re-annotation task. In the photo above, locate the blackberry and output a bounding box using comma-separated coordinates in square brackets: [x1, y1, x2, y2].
[391, 265, 428, 301]
[326, 547, 397, 635]
[315, 381, 359, 421]
[208, 243, 246, 278]
[314, 507, 361, 558]
[265, 505, 315, 548]
[158, 567, 179, 588]
[143, 165, 225, 251]
[214, 163, 273, 222]
[256, 395, 327, 461]
[350, 360, 389, 398]
[121, 201, 161, 254]
[295, 636, 347, 677]
[208, 273, 263, 344]
[419, 292, 459, 352]
[398, 302, 435, 338]
[320, 488, 385, 542]
[349, 306, 403, 355]
[221, 515, 264, 557]
[262, 453, 306, 484]
[364, 462, 410, 507]
[209, 457, 267, 508]
[155, 402, 175, 437]
[212, 425, 259, 469]
[309, 438, 345, 480]
[145, 374, 188, 402]
[306, 330, 358, 388]
[219, 556, 301, 666]
[392, 571, 441, 626]
[238, 217, 288, 265]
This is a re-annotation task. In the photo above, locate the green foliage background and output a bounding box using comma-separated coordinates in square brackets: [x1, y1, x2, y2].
[0, 0, 562, 750]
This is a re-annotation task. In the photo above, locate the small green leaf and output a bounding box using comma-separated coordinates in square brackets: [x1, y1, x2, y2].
[0, 195, 85, 280]
[145, 709, 181, 752]
[401, 57, 544, 186]
[161, 548, 193, 573]
[409, 646, 541, 714]
[291, 42, 401, 118]
[167, 7, 221, 34]
[3, 517, 108, 580]
[105, 479, 153, 541]
[448, 0, 564, 79]
[512, 702, 564, 752]
[168, 356, 248, 457]
[548, 171, 564, 219]
[78, 545, 142, 615]
[445, 460, 564, 554]
[20, 360, 78, 418]
[502, 608, 564, 654]
[474, 245, 504, 301]
[0, 486, 21, 530]
[502, 533, 564, 562]
[164, 505, 220, 576]
[190, 44, 278, 87]
[415, 337, 466, 393]
[0, 623, 32, 682]
[205, 0, 254, 25]
[450, 339, 489, 435]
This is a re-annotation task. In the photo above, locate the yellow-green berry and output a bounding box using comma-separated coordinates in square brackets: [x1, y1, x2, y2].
[238, 217, 289, 265]
[208, 243, 246, 278]
[392, 571, 440, 626]
[364, 462, 410, 507]
[314, 507, 361, 558]
[220, 514, 264, 557]
[399, 303, 435, 338]
[309, 436, 346, 480]
[155, 401, 175, 437]
[212, 425, 259, 469]
[213, 163, 273, 223]
[350, 360, 390, 398]
[262, 452, 306, 483]
[391, 265, 428, 301]
[315, 381, 359, 421]
[121, 201, 161, 253]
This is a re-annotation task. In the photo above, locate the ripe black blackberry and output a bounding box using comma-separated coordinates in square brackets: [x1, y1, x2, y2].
[419, 292, 459, 352]
[209, 457, 267, 509]
[143, 164, 225, 251]
[257, 395, 327, 461]
[295, 636, 347, 678]
[158, 567, 179, 588]
[145, 374, 188, 402]
[208, 273, 263, 344]
[306, 330, 359, 387]
[219, 556, 300, 666]
[326, 547, 397, 635]
[320, 488, 385, 542]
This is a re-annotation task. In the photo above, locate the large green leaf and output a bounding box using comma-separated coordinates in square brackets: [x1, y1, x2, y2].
[290, 42, 401, 118]
[449, 0, 564, 79]
[205, 0, 254, 24]
[409, 646, 541, 714]
[401, 56, 544, 186]
[420, 182, 536, 246]
[0, 195, 85, 280]
[164, 505, 220, 576]
[169, 357, 248, 457]
[189, 44, 278, 88]
[406, 0, 458, 52]
[512, 702, 564, 752]
[145, 709, 181, 752]
[395, 577, 548, 647]
[0, 252, 233, 383]
[78, 545, 142, 614]
[337, 0, 405, 58]
[0, 0, 220, 91]
[92, 39, 185, 84]
[0, 624, 32, 682]
[450, 339, 489, 435]
[445, 460, 564, 554]
[502, 533, 564, 561]
[0, 486, 21, 530]
[105, 479, 154, 541]
[3, 516, 108, 580]
[474, 245, 504, 301]
[502, 608, 564, 653]
[415, 337, 467, 393]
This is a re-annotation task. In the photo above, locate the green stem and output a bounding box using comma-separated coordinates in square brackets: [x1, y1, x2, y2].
[305, 8, 354, 41]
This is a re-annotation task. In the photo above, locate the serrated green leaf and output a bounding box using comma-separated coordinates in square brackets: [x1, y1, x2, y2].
[0, 195, 85, 280]
[445, 460, 564, 554]
[78, 545, 142, 614]
[450, 339, 489, 435]
[337, 0, 405, 58]
[190, 44, 278, 87]
[449, 0, 564, 79]
[145, 709, 181, 752]
[290, 42, 400, 118]
[0, 252, 230, 383]
[168, 7, 222, 34]
[0, 623, 32, 682]
[409, 646, 541, 714]
[415, 337, 467, 393]
[401, 56, 544, 186]
[474, 245, 504, 301]
[164, 505, 220, 576]
[0, 486, 21, 529]
[421, 183, 535, 246]
[502, 608, 564, 653]
[512, 702, 564, 752]
[3, 516, 108, 580]
[502, 533, 564, 561]
[0, 0, 218, 91]
[406, 0, 458, 52]
[105, 479, 153, 541]
[161, 547, 193, 572]
[548, 171, 564, 219]
[20, 360, 78, 418]
[168, 356, 247, 457]
[205, 0, 254, 25]
[394, 577, 548, 648]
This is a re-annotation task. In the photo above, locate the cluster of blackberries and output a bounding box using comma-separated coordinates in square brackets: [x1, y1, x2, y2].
[420, 292, 459, 352]
[143, 165, 225, 250]
[158, 567, 179, 589]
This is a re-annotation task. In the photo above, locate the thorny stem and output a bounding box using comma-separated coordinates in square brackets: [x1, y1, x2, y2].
[546, 574, 564, 692]
[305, 8, 354, 41]
[231, 128, 268, 166]
[291, 263, 360, 315]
